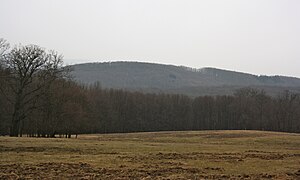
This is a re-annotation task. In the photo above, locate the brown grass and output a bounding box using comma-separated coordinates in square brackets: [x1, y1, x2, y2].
[0, 130, 300, 179]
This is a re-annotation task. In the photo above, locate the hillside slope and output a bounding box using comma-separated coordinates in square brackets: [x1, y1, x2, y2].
[70, 62, 300, 96]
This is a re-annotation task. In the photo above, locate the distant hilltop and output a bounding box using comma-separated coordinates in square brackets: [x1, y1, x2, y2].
[69, 61, 300, 96]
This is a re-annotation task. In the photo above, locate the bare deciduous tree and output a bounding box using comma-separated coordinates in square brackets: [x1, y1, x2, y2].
[0, 38, 9, 58]
[2, 44, 64, 137]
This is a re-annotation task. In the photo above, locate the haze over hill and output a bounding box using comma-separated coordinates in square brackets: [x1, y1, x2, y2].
[70, 62, 300, 96]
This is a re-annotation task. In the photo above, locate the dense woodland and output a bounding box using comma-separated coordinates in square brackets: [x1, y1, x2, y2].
[0, 39, 300, 137]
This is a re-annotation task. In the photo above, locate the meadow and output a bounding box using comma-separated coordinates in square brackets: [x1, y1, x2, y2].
[0, 130, 300, 179]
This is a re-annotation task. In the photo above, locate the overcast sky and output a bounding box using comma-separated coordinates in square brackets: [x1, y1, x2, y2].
[1, 0, 300, 77]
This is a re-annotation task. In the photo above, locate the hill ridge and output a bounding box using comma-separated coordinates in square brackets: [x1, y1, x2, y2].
[69, 61, 300, 79]
[69, 61, 300, 96]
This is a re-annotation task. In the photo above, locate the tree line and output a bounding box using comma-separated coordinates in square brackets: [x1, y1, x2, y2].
[0, 39, 299, 137]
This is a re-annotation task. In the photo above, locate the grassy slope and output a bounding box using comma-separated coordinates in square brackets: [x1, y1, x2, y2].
[0, 130, 300, 179]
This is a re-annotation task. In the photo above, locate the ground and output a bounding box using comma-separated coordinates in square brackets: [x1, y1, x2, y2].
[0, 130, 300, 179]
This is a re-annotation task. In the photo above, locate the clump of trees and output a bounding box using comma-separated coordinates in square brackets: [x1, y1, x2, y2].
[0, 39, 299, 137]
[78, 87, 300, 134]
[0, 39, 75, 137]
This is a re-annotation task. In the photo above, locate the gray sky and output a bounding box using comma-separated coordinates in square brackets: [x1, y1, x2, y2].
[1, 0, 300, 77]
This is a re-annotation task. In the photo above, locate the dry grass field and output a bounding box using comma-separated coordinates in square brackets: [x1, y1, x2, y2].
[0, 130, 300, 179]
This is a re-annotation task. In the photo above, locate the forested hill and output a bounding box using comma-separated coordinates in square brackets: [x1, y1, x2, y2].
[70, 62, 300, 96]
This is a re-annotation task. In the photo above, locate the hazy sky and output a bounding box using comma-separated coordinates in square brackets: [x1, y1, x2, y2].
[1, 0, 300, 77]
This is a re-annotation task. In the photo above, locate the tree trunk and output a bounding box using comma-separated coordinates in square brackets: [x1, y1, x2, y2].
[10, 119, 20, 137]
[10, 90, 23, 137]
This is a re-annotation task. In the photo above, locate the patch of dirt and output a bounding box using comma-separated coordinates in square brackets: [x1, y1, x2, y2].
[204, 132, 266, 139]
[244, 150, 300, 159]
[245, 150, 276, 153]
[0, 162, 299, 179]
[120, 152, 245, 163]
[0, 162, 99, 179]
[204, 167, 224, 171]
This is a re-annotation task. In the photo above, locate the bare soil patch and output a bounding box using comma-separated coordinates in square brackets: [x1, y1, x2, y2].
[0, 162, 299, 179]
